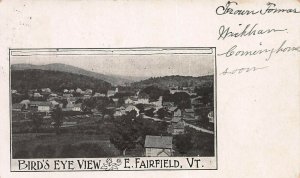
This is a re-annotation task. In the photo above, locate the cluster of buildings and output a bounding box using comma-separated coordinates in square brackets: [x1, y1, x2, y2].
[12, 85, 214, 123]
[12, 85, 214, 157]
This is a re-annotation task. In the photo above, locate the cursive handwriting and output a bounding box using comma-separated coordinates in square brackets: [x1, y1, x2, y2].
[220, 66, 269, 75]
[218, 24, 287, 40]
[216, 1, 300, 15]
[218, 40, 300, 61]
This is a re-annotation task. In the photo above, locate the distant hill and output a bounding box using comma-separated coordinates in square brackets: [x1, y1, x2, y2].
[11, 69, 111, 93]
[11, 63, 144, 86]
[132, 75, 214, 89]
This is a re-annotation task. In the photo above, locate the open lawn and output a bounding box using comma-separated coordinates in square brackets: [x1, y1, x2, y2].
[12, 133, 120, 158]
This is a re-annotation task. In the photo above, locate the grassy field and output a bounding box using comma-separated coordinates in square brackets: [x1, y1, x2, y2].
[12, 133, 120, 158]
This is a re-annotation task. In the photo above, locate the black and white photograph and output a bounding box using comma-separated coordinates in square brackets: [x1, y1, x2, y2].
[10, 48, 216, 171]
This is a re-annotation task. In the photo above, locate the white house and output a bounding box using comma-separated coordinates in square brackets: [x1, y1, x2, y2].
[85, 89, 93, 95]
[125, 97, 137, 104]
[41, 88, 51, 93]
[72, 103, 82, 111]
[135, 93, 149, 104]
[29, 101, 51, 112]
[107, 88, 118, 97]
[144, 135, 173, 157]
[76, 88, 83, 93]
[49, 93, 58, 97]
[33, 92, 42, 98]
[20, 99, 30, 110]
[114, 107, 126, 117]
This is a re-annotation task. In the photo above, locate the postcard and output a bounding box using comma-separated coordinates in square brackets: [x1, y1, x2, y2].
[0, 0, 299, 178]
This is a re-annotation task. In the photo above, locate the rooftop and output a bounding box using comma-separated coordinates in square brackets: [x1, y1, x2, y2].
[144, 135, 173, 149]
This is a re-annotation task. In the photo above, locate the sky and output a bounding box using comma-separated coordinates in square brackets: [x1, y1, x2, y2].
[11, 49, 215, 77]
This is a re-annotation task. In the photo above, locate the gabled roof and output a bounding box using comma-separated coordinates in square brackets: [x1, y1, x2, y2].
[144, 135, 173, 149]
[20, 100, 30, 104]
[125, 97, 137, 101]
[125, 105, 139, 112]
[169, 107, 179, 112]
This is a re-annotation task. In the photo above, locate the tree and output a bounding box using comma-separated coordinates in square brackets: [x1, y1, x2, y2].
[175, 134, 193, 154]
[32, 145, 56, 158]
[52, 106, 63, 135]
[157, 108, 167, 120]
[109, 116, 137, 156]
[128, 110, 137, 119]
[61, 99, 68, 108]
[172, 92, 191, 109]
[135, 104, 144, 114]
[144, 108, 155, 117]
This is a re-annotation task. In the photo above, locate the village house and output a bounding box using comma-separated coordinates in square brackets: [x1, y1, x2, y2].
[144, 135, 173, 157]
[84, 89, 93, 95]
[169, 107, 182, 117]
[83, 94, 91, 99]
[76, 88, 83, 94]
[49, 100, 60, 108]
[112, 98, 119, 103]
[49, 93, 58, 97]
[162, 101, 175, 109]
[171, 122, 185, 135]
[149, 96, 163, 107]
[63, 102, 82, 112]
[107, 88, 118, 97]
[72, 103, 82, 111]
[41, 88, 51, 93]
[29, 101, 51, 112]
[33, 92, 42, 98]
[135, 93, 150, 104]
[20, 99, 30, 110]
[67, 97, 77, 105]
[171, 117, 182, 123]
[191, 96, 204, 109]
[124, 97, 137, 104]
[183, 108, 195, 120]
[114, 106, 126, 117]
